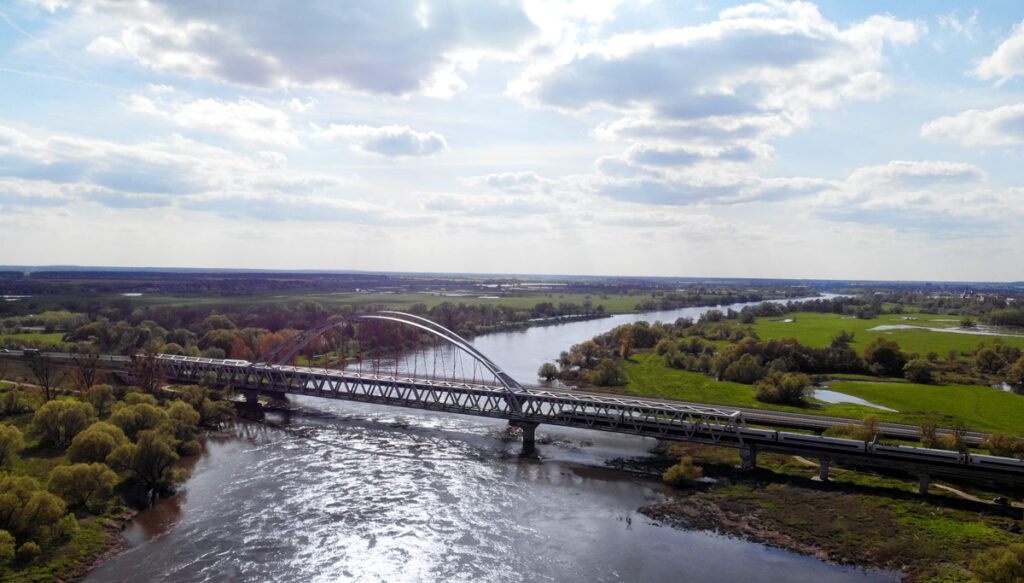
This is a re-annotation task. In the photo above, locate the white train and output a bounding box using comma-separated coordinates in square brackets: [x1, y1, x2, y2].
[735, 426, 1024, 470]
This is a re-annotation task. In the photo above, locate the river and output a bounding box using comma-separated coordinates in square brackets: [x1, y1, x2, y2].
[85, 296, 899, 583]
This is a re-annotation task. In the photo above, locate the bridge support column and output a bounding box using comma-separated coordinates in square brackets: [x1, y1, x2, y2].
[918, 474, 930, 495]
[818, 459, 830, 482]
[510, 420, 539, 457]
[740, 445, 757, 470]
[239, 389, 264, 419]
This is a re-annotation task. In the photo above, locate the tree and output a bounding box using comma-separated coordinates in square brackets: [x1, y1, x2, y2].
[722, 354, 766, 384]
[68, 422, 129, 464]
[537, 363, 558, 382]
[107, 430, 183, 494]
[589, 359, 626, 386]
[0, 475, 66, 543]
[974, 347, 1007, 375]
[1010, 355, 1024, 392]
[919, 419, 940, 449]
[903, 358, 935, 384]
[130, 350, 164, 395]
[829, 330, 855, 350]
[862, 337, 906, 377]
[70, 349, 105, 391]
[30, 400, 97, 449]
[0, 387, 28, 416]
[47, 463, 118, 512]
[754, 372, 811, 406]
[110, 403, 167, 441]
[83, 384, 116, 417]
[618, 330, 635, 360]
[571, 340, 603, 370]
[160, 401, 200, 444]
[26, 353, 65, 402]
[0, 424, 24, 469]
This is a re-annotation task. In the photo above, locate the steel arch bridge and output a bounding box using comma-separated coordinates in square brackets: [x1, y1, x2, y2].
[6, 311, 1024, 491]
[156, 311, 748, 452]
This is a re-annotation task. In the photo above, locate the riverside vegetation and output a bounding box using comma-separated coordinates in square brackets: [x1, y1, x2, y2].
[541, 294, 1024, 582]
[0, 354, 233, 581]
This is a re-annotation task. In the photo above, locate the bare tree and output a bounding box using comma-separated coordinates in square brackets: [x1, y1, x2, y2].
[27, 354, 66, 402]
[131, 350, 164, 395]
[71, 349, 106, 391]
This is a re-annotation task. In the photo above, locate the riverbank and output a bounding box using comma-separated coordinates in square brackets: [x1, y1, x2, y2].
[639, 443, 1024, 582]
[64, 510, 136, 583]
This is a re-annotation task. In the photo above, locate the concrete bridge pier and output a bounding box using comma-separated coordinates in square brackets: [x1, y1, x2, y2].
[509, 420, 539, 457]
[918, 474, 930, 495]
[239, 389, 264, 419]
[740, 445, 758, 470]
[818, 459, 830, 482]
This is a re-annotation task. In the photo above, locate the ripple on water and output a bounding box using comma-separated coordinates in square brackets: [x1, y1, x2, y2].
[85, 399, 900, 583]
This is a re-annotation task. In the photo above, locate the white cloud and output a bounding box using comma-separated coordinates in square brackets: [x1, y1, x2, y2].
[311, 124, 447, 158]
[975, 20, 1024, 84]
[921, 103, 1024, 146]
[513, 2, 920, 143]
[127, 95, 300, 147]
[508, 1, 920, 207]
[937, 9, 978, 41]
[458, 171, 550, 194]
[0, 122, 431, 226]
[810, 160, 1013, 237]
[62, 0, 539, 96]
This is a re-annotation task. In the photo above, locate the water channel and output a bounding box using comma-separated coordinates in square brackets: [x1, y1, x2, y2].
[86, 297, 900, 582]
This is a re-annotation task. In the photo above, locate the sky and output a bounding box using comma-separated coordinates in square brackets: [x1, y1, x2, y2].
[1, 0, 1023, 281]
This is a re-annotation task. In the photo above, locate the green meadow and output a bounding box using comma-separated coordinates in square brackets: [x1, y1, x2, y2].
[0, 332, 66, 344]
[742, 311, 1024, 356]
[619, 347, 1024, 435]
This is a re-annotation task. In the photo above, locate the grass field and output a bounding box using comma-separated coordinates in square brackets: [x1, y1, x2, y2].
[743, 312, 1024, 356]
[621, 352, 1024, 434]
[0, 332, 66, 344]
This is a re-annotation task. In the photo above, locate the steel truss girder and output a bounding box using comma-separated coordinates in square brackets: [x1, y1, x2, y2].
[155, 356, 745, 443]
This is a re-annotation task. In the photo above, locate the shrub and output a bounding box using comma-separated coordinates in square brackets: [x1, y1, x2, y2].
[983, 433, 1023, 459]
[537, 363, 558, 382]
[754, 372, 811, 406]
[0, 530, 14, 566]
[722, 354, 766, 384]
[971, 543, 1024, 582]
[863, 337, 906, 377]
[663, 457, 703, 486]
[16, 541, 40, 563]
[0, 424, 23, 469]
[589, 359, 626, 387]
[903, 359, 935, 384]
